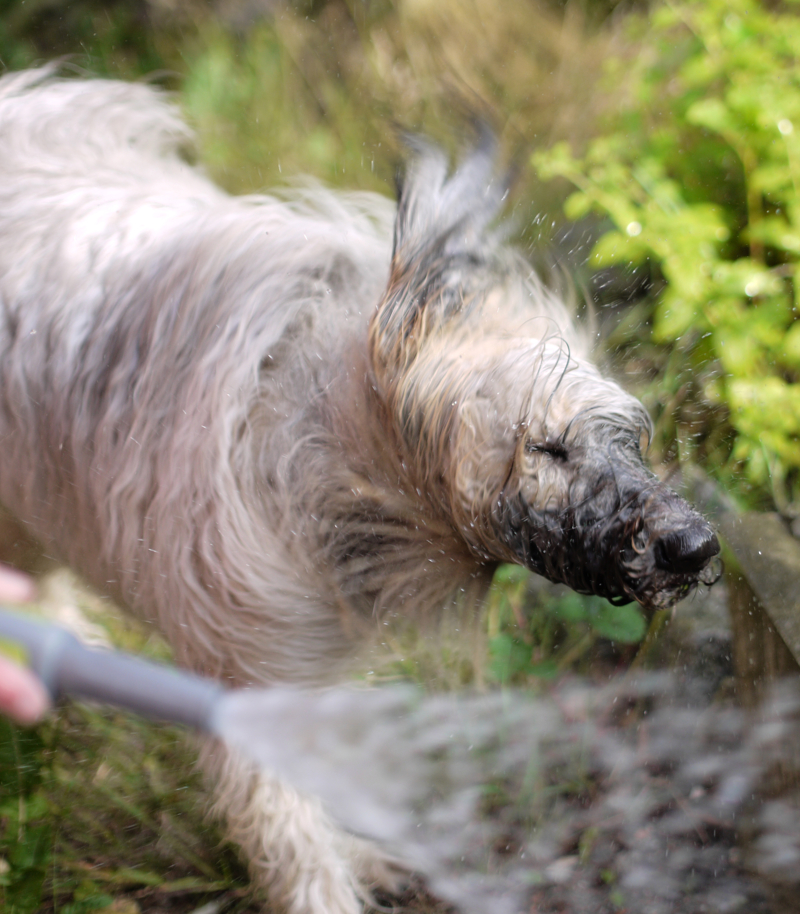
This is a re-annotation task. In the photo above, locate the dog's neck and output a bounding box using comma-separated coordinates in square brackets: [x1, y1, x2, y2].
[307, 338, 493, 622]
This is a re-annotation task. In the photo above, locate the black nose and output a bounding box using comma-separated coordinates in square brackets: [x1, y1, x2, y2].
[654, 524, 720, 575]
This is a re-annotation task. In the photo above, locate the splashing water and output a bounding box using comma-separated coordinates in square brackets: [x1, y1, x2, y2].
[210, 675, 800, 914]
[212, 684, 563, 914]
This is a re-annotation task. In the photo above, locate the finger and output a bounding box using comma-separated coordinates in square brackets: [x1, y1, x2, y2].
[0, 655, 49, 724]
[0, 566, 36, 603]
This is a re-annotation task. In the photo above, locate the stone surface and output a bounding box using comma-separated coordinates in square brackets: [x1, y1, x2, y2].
[720, 512, 800, 664]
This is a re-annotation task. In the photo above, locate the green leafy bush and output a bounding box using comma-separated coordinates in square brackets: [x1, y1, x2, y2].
[534, 0, 800, 503]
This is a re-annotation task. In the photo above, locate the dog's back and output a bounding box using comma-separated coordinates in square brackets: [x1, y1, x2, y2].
[0, 69, 396, 683]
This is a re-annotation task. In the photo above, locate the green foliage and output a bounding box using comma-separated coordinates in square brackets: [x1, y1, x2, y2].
[0, 719, 51, 914]
[1, 703, 253, 914]
[534, 0, 800, 502]
[179, 20, 394, 195]
[486, 565, 646, 685]
[0, 0, 168, 76]
[0, 586, 254, 914]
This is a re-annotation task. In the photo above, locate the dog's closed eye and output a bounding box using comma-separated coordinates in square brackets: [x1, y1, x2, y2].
[525, 439, 569, 461]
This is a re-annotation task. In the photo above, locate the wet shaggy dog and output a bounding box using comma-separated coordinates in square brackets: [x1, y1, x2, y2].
[0, 69, 719, 912]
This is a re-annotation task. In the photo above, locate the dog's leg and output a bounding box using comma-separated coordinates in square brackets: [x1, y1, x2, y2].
[198, 739, 404, 914]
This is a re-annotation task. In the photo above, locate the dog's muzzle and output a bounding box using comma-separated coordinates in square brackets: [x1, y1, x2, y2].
[616, 498, 723, 609]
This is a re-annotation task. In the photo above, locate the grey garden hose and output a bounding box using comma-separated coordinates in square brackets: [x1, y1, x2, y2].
[0, 608, 224, 731]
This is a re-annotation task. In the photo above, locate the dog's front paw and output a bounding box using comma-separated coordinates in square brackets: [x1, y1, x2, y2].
[340, 832, 409, 904]
[203, 741, 397, 914]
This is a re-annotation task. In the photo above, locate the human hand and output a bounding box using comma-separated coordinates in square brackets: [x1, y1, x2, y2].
[0, 566, 49, 724]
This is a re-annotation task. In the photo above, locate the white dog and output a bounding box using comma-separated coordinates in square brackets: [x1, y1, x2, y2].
[0, 67, 718, 913]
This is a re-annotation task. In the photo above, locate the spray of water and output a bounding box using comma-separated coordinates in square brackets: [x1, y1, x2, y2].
[212, 684, 560, 914]
[211, 675, 800, 914]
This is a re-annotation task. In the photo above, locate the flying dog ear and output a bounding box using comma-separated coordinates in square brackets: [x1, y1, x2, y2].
[392, 130, 501, 264]
[369, 131, 508, 387]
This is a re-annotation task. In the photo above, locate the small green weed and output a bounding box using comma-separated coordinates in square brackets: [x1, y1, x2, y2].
[486, 565, 646, 686]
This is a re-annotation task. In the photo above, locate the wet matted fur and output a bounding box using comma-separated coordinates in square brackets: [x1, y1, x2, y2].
[0, 68, 719, 913]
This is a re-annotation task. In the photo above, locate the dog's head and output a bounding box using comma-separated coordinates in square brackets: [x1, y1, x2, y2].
[368, 138, 720, 611]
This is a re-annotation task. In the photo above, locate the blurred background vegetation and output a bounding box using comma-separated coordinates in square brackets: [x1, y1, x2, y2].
[1, 0, 799, 910]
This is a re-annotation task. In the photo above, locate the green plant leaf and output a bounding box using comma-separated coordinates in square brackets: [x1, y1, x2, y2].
[488, 633, 532, 683]
[585, 599, 646, 643]
[686, 97, 737, 135]
[548, 592, 590, 624]
[493, 565, 530, 587]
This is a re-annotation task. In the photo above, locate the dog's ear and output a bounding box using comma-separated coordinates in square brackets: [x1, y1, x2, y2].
[370, 132, 508, 387]
[392, 130, 502, 264]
